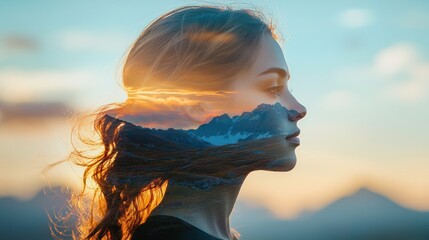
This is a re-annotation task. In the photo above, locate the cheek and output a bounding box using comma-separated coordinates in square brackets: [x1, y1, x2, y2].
[229, 88, 278, 113]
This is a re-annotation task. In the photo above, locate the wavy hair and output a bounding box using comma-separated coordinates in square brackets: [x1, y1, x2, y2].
[44, 3, 281, 240]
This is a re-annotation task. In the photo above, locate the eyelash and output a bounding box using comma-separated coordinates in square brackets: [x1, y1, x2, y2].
[267, 86, 284, 96]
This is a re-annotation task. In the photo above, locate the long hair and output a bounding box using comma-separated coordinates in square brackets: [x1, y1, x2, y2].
[44, 4, 281, 240]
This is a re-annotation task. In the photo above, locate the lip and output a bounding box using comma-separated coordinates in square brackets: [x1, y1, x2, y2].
[285, 129, 300, 145]
[286, 136, 300, 145]
[285, 129, 300, 139]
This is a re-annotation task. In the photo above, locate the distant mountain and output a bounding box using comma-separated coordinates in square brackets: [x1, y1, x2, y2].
[2, 186, 428, 240]
[187, 102, 291, 145]
[107, 102, 293, 148]
[0, 186, 74, 240]
[230, 187, 429, 240]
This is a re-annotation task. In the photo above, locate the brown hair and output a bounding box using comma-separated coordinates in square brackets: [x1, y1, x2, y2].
[44, 4, 281, 240]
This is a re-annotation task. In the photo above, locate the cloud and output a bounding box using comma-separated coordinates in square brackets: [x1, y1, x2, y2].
[114, 89, 241, 129]
[54, 30, 130, 52]
[0, 100, 75, 122]
[385, 62, 429, 103]
[373, 43, 418, 77]
[0, 34, 39, 61]
[338, 9, 372, 28]
[372, 43, 429, 103]
[115, 108, 202, 129]
[0, 68, 100, 103]
[0, 34, 38, 51]
[320, 90, 357, 110]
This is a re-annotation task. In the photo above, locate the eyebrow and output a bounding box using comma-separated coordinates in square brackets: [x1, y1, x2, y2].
[258, 67, 290, 81]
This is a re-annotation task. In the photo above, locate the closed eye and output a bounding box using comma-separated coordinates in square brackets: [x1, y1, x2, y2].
[266, 85, 285, 97]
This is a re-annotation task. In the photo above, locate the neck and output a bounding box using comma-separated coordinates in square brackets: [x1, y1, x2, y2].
[150, 175, 248, 240]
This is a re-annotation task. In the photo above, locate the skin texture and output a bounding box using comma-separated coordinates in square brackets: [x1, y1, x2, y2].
[147, 34, 307, 240]
[183, 33, 306, 121]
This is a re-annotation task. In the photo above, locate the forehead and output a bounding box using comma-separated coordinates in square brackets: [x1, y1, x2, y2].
[250, 34, 289, 78]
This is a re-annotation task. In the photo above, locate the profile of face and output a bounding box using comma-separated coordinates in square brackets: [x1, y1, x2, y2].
[180, 33, 307, 172]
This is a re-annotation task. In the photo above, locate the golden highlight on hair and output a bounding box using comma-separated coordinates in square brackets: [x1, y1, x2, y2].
[43, 4, 280, 240]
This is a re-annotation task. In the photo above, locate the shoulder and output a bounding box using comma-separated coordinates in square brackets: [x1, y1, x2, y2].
[131, 215, 224, 240]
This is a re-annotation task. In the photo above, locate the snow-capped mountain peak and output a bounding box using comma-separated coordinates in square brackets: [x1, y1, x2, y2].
[188, 103, 291, 146]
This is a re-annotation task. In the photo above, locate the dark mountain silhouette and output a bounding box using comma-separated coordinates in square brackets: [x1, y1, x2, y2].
[0, 186, 75, 240]
[230, 187, 429, 240]
[1, 186, 428, 240]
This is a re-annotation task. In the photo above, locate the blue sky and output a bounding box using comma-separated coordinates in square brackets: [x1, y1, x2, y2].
[1, 0, 429, 108]
[0, 0, 428, 218]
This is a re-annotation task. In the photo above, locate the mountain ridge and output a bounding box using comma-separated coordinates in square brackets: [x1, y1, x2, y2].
[2, 185, 429, 240]
[230, 186, 429, 240]
[107, 102, 294, 147]
[187, 102, 292, 145]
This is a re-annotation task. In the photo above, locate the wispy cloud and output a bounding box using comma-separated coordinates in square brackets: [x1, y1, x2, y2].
[320, 90, 357, 110]
[53, 30, 130, 52]
[373, 43, 429, 103]
[330, 42, 429, 104]
[338, 9, 372, 28]
[374, 43, 418, 77]
[0, 68, 100, 103]
[385, 63, 429, 103]
[0, 100, 75, 122]
[0, 34, 39, 61]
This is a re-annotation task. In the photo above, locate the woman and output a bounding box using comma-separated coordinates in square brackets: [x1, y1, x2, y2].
[49, 4, 306, 240]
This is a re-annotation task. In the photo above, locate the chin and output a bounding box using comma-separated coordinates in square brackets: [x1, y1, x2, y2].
[265, 155, 297, 171]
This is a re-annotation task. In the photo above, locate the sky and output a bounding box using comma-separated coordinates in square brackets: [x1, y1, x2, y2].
[0, 0, 428, 219]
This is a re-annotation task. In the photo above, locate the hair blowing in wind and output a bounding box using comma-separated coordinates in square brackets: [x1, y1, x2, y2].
[42, 4, 282, 240]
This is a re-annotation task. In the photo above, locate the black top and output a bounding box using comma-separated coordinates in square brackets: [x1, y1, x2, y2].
[131, 215, 225, 240]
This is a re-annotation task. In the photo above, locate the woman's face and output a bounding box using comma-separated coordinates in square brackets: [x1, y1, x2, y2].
[193, 33, 307, 172]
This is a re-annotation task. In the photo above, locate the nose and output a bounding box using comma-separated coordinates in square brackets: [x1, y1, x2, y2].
[287, 100, 307, 122]
[288, 109, 306, 121]
[279, 90, 307, 121]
